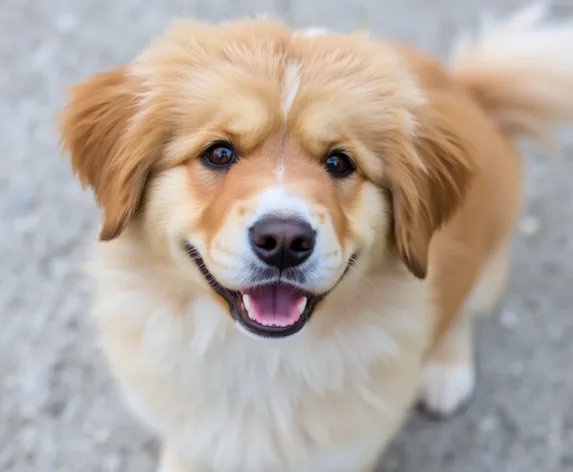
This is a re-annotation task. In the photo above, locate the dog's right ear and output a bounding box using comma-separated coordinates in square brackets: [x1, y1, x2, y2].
[58, 68, 161, 241]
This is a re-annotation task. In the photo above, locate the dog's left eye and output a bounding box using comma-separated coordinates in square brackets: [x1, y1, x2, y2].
[324, 151, 355, 178]
[201, 141, 237, 168]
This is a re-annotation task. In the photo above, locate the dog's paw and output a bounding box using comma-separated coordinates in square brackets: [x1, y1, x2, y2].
[417, 363, 476, 419]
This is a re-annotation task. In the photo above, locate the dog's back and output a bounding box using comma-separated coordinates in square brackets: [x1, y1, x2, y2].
[401, 3, 573, 416]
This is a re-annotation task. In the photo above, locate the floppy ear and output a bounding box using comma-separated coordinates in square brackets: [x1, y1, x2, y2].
[58, 68, 161, 241]
[388, 91, 478, 279]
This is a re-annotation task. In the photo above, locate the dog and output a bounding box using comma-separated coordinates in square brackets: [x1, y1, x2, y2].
[58, 4, 573, 471]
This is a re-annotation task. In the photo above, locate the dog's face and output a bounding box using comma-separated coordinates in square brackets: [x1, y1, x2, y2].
[59, 20, 475, 339]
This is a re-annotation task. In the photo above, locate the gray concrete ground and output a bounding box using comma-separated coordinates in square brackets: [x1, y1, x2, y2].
[1, 0, 572, 471]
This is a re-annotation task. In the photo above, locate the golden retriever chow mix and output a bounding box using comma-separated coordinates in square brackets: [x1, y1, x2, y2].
[59, 4, 573, 471]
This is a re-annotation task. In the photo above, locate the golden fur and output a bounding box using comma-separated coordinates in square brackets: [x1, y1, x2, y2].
[59, 4, 573, 471]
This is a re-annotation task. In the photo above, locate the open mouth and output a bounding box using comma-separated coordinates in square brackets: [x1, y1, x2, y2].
[184, 243, 346, 338]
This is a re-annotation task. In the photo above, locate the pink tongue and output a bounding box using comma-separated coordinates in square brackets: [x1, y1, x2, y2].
[242, 285, 306, 327]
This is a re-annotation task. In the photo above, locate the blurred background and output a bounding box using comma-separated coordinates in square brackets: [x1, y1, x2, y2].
[1, 0, 572, 471]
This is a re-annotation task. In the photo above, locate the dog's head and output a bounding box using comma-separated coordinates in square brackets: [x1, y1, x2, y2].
[59, 20, 475, 339]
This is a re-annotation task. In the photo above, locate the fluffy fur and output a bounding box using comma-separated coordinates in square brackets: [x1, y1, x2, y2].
[58, 4, 573, 471]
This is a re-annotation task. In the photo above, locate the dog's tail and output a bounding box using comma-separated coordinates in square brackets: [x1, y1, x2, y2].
[449, 2, 573, 145]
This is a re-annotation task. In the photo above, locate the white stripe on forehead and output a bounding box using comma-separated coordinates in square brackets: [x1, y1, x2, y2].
[275, 27, 329, 182]
[280, 60, 301, 120]
[277, 60, 301, 182]
[280, 27, 329, 118]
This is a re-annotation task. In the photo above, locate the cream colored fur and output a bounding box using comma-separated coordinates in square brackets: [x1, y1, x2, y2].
[90, 233, 428, 472]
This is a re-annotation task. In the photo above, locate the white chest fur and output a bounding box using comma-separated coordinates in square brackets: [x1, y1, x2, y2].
[92, 254, 429, 472]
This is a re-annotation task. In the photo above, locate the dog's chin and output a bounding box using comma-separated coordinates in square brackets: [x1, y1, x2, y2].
[184, 243, 355, 339]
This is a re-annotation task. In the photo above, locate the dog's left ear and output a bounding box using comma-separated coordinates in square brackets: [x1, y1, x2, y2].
[387, 91, 478, 279]
[58, 68, 163, 241]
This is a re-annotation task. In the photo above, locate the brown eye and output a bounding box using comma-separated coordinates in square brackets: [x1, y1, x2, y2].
[324, 151, 355, 178]
[202, 141, 237, 168]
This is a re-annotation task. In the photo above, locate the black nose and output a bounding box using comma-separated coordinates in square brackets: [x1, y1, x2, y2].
[249, 217, 315, 270]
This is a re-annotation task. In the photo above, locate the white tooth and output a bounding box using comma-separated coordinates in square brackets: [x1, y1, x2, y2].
[297, 297, 307, 315]
[243, 294, 255, 319]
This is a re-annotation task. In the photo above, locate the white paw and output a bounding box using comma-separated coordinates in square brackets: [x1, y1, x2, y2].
[417, 363, 476, 418]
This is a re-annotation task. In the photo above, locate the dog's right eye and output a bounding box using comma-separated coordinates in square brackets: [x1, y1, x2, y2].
[201, 141, 237, 168]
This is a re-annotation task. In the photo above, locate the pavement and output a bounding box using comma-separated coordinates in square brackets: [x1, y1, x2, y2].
[1, 0, 573, 471]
